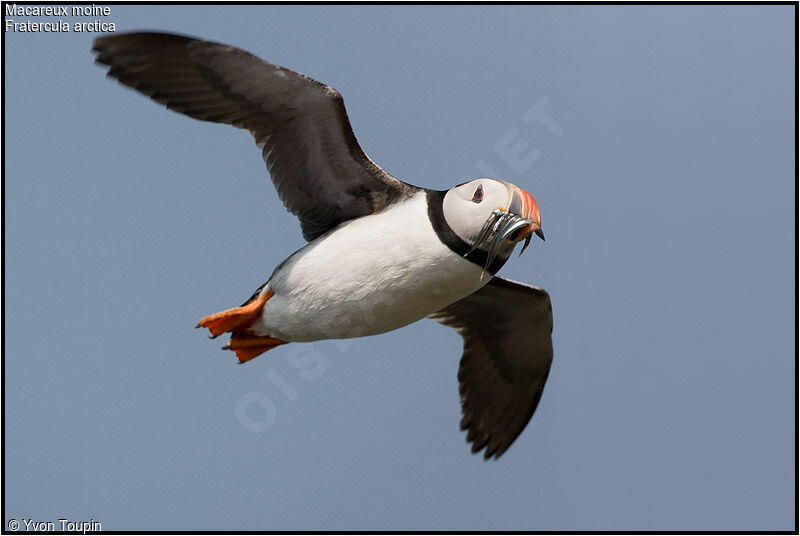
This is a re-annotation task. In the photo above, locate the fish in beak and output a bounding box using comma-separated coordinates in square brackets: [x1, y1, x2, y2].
[508, 186, 544, 255]
[465, 185, 546, 271]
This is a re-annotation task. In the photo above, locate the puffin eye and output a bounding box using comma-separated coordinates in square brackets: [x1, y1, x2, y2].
[472, 185, 484, 203]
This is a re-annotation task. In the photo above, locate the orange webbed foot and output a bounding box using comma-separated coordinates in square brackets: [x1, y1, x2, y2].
[224, 334, 288, 363]
[196, 289, 274, 338]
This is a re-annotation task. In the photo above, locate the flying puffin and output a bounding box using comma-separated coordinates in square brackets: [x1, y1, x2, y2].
[93, 32, 553, 459]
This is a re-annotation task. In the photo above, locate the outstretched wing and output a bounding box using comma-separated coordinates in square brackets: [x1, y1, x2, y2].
[429, 276, 553, 459]
[93, 32, 418, 241]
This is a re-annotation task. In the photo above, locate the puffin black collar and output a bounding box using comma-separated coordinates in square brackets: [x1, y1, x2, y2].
[425, 189, 510, 276]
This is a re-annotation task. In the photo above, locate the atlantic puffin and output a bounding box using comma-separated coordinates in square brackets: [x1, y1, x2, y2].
[93, 32, 553, 459]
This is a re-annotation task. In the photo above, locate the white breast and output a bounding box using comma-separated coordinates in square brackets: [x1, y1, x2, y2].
[256, 192, 488, 342]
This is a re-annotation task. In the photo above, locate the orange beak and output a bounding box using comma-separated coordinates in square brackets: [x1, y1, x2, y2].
[509, 186, 544, 242]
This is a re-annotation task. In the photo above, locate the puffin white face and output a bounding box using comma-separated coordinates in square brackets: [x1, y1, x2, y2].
[442, 178, 544, 267]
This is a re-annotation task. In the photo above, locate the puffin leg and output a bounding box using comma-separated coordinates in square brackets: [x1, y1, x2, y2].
[224, 334, 288, 363]
[196, 289, 274, 338]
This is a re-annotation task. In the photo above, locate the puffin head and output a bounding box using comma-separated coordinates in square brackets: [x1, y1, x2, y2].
[442, 179, 544, 270]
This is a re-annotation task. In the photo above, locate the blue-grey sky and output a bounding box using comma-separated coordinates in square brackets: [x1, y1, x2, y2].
[3, 4, 795, 531]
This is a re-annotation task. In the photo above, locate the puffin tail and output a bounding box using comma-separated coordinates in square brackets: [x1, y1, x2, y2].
[196, 288, 288, 363]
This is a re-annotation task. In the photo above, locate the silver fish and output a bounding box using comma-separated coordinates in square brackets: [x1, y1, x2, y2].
[464, 208, 534, 273]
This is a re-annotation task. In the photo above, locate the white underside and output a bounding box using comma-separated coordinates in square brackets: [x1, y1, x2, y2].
[254, 192, 488, 342]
